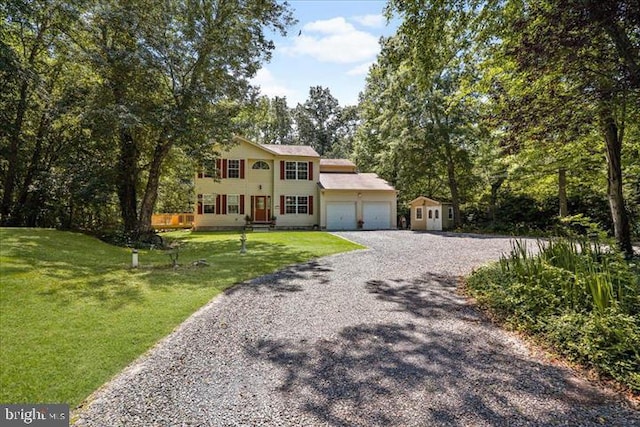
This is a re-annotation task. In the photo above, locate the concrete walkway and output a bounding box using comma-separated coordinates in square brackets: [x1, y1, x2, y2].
[73, 231, 639, 426]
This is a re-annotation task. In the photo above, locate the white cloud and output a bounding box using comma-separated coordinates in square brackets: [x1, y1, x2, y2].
[353, 14, 386, 29]
[303, 17, 354, 34]
[251, 68, 297, 100]
[347, 62, 374, 76]
[283, 17, 380, 64]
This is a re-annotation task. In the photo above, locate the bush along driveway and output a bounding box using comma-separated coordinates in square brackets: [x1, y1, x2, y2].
[73, 231, 640, 427]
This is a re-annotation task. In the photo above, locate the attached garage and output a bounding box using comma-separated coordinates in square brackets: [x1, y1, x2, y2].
[362, 202, 392, 230]
[318, 164, 397, 231]
[326, 202, 357, 230]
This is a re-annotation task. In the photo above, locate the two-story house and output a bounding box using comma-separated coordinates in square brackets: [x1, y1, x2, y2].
[194, 136, 397, 230]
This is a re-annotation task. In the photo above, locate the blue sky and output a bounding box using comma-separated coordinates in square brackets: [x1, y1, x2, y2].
[252, 0, 400, 107]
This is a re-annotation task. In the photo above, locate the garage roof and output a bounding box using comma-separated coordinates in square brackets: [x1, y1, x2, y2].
[320, 159, 356, 167]
[319, 173, 395, 191]
[261, 144, 319, 157]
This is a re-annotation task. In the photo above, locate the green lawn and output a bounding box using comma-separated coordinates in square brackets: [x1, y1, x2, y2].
[0, 228, 363, 407]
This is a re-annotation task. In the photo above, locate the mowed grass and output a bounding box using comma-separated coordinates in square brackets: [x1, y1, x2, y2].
[0, 228, 363, 407]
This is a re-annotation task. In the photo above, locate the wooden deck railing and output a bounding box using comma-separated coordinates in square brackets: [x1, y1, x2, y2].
[151, 213, 194, 229]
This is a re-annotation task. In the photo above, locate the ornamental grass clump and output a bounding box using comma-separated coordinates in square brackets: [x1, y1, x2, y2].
[467, 236, 640, 392]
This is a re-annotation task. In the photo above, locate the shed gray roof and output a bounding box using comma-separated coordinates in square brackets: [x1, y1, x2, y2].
[261, 144, 319, 157]
[319, 173, 396, 191]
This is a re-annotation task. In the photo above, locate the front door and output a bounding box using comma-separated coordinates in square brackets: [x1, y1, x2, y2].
[254, 196, 268, 222]
[426, 206, 442, 230]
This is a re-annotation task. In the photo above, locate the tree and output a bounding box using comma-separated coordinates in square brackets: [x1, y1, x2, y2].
[358, 2, 487, 227]
[294, 86, 341, 155]
[0, 0, 112, 228]
[82, 0, 294, 235]
[236, 95, 294, 144]
[497, 0, 639, 256]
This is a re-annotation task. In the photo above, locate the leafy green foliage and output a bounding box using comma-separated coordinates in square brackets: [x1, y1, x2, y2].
[467, 237, 640, 391]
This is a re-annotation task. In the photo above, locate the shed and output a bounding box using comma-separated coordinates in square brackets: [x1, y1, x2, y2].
[409, 197, 454, 231]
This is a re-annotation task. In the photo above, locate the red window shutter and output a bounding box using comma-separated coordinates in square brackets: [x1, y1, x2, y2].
[221, 194, 227, 214]
[240, 195, 245, 215]
[308, 162, 313, 180]
[197, 202, 203, 215]
[309, 195, 313, 215]
[251, 196, 255, 216]
[222, 159, 228, 179]
[280, 195, 285, 215]
[240, 160, 245, 179]
[216, 194, 221, 214]
[280, 161, 285, 180]
[216, 159, 221, 178]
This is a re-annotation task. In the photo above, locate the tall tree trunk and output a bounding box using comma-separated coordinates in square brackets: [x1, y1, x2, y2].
[443, 139, 462, 228]
[117, 127, 139, 234]
[12, 110, 49, 226]
[600, 106, 633, 257]
[1, 81, 29, 225]
[138, 139, 172, 234]
[489, 175, 505, 225]
[558, 167, 568, 217]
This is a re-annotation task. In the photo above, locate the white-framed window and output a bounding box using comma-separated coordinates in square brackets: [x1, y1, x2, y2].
[416, 207, 423, 220]
[285, 196, 308, 214]
[285, 161, 308, 180]
[435, 209, 439, 219]
[448, 207, 454, 220]
[203, 194, 215, 214]
[227, 160, 240, 178]
[227, 194, 239, 214]
[252, 160, 269, 170]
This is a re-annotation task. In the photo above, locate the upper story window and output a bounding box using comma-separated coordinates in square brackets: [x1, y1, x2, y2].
[252, 161, 270, 170]
[227, 160, 240, 178]
[285, 161, 308, 180]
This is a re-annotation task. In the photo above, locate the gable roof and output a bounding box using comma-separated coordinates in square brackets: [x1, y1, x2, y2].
[409, 196, 451, 206]
[232, 136, 319, 158]
[319, 173, 395, 191]
[261, 144, 319, 157]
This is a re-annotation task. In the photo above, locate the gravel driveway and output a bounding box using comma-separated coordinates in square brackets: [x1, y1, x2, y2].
[73, 231, 639, 426]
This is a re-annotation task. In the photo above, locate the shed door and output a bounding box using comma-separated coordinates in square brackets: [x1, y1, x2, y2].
[363, 202, 391, 230]
[326, 202, 356, 230]
[426, 206, 442, 230]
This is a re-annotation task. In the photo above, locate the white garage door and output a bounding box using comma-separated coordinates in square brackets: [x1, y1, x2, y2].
[326, 202, 357, 230]
[363, 202, 391, 230]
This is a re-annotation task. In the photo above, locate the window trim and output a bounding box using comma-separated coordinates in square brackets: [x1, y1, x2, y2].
[202, 194, 215, 214]
[252, 160, 270, 170]
[284, 161, 309, 180]
[227, 194, 240, 214]
[284, 195, 309, 214]
[227, 159, 240, 178]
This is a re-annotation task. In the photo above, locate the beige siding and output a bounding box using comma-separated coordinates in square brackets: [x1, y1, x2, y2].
[194, 142, 319, 229]
[320, 190, 397, 230]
